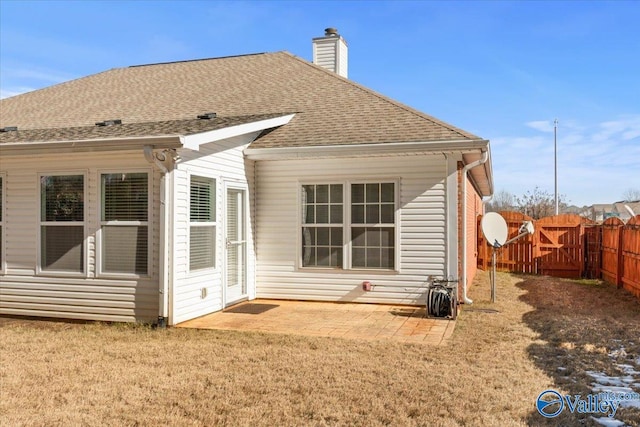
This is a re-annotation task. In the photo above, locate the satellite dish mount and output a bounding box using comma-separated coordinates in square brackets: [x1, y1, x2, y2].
[480, 213, 534, 302]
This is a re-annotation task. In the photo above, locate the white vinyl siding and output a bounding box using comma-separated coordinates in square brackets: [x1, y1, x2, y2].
[171, 132, 258, 325]
[100, 172, 149, 276]
[0, 152, 159, 323]
[189, 176, 216, 271]
[39, 174, 85, 274]
[256, 155, 447, 305]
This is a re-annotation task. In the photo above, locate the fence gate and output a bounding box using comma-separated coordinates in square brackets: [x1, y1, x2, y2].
[583, 225, 602, 279]
[536, 214, 591, 278]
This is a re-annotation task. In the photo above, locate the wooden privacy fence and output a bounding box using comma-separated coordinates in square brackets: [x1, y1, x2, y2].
[477, 212, 640, 299]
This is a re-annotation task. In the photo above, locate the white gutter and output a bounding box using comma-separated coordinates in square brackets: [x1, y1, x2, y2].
[144, 146, 171, 326]
[244, 139, 489, 160]
[0, 135, 181, 155]
[461, 149, 490, 304]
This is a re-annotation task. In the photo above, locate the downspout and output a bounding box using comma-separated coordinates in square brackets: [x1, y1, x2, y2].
[144, 146, 171, 327]
[460, 150, 489, 304]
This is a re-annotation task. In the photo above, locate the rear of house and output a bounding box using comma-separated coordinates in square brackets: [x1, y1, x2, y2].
[0, 29, 493, 325]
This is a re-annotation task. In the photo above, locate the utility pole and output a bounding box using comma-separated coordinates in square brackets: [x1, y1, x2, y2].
[554, 118, 559, 215]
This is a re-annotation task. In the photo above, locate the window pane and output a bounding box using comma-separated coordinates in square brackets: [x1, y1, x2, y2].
[302, 246, 315, 267]
[305, 205, 314, 224]
[41, 175, 84, 221]
[366, 248, 381, 268]
[330, 248, 343, 266]
[330, 184, 342, 203]
[102, 225, 148, 274]
[303, 185, 315, 203]
[367, 228, 381, 246]
[366, 205, 380, 224]
[380, 228, 394, 246]
[316, 205, 329, 223]
[381, 204, 394, 224]
[317, 247, 330, 266]
[331, 227, 343, 246]
[317, 227, 330, 245]
[381, 183, 394, 202]
[366, 184, 379, 203]
[352, 248, 366, 268]
[381, 248, 394, 269]
[102, 173, 148, 221]
[190, 226, 215, 270]
[352, 205, 364, 224]
[302, 227, 316, 246]
[41, 226, 83, 272]
[316, 185, 328, 203]
[352, 227, 365, 247]
[351, 184, 364, 203]
[330, 205, 342, 224]
[190, 177, 215, 222]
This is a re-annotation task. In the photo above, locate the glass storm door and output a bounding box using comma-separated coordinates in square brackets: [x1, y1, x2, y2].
[225, 186, 247, 305]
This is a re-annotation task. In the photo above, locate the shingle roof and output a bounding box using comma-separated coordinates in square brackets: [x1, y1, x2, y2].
[0, 113, 292, 144]
[0, 52, 482, 148]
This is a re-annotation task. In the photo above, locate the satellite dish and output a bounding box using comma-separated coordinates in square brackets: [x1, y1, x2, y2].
[624, 205, 636, 218]
[519, 220, 535, 235]
[481, 212, 508, 248]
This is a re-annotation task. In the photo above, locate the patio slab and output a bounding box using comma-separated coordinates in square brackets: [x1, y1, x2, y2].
[177, 299, 456, 345]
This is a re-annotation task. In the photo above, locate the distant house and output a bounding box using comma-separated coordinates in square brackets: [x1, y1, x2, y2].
[0, 29, 493, 325]
[587, 201, 640, 223]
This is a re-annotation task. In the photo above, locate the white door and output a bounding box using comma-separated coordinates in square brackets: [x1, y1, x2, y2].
[225, 185, 247, 305]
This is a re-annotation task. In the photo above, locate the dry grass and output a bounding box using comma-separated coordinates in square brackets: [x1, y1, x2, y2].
[1, 271, 639, 426]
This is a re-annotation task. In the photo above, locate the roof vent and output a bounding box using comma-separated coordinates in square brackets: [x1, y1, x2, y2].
[95, 119, 122, 127]
[197, 112, 217, 120]
[0, 126, 18, 132]
[325, 27, 339, 36]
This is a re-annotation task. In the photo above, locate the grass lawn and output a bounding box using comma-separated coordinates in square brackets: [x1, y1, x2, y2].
[1, 271, 639, 426]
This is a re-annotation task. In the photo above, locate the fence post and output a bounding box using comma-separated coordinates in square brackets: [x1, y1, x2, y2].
[617, 225, 624, 288]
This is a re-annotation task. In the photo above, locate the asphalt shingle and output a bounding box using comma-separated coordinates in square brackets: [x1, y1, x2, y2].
[0, 52, 482, 148]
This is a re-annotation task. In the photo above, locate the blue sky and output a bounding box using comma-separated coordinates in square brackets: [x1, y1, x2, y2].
[1, 0, 638, 206]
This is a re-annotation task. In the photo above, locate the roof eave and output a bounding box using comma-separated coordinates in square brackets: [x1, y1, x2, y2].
[0, 135, 182, 156]
[244, 138, 489, 160]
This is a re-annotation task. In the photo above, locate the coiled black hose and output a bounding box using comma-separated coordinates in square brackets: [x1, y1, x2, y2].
[427, 287, 452, 317]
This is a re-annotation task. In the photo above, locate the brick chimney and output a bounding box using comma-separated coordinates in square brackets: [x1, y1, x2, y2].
[312, 28, 348, 78]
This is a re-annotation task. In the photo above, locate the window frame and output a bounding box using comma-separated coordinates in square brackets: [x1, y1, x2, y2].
[0, 172, 5, 274]
[300, 182, 345, 269]
[188, 174, 217, 274]
[37, 171, 88, 277]
[97, 169, 152, 278]
[298, 179, 400, 272]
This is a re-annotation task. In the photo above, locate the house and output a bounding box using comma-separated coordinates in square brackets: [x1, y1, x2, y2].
[0, 29, 493, 325]
[587, 201, 640, 223]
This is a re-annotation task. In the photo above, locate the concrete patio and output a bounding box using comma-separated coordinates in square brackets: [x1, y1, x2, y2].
[177, 299, 456, 345]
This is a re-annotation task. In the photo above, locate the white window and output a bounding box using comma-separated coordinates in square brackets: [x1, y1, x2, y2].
[100, 172, 149, 275]
[301, 181, 396, 270]
[301, 184, 344, 267]
[40, 174, 85, 273]
[189, 176, 216, 271]
[351, 183, 395, 269]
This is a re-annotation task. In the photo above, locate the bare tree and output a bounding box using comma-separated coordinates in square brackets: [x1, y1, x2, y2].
[515, 187, 567, 219]
[485, 189, 516, 212]
[622, 188, 640, 202]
